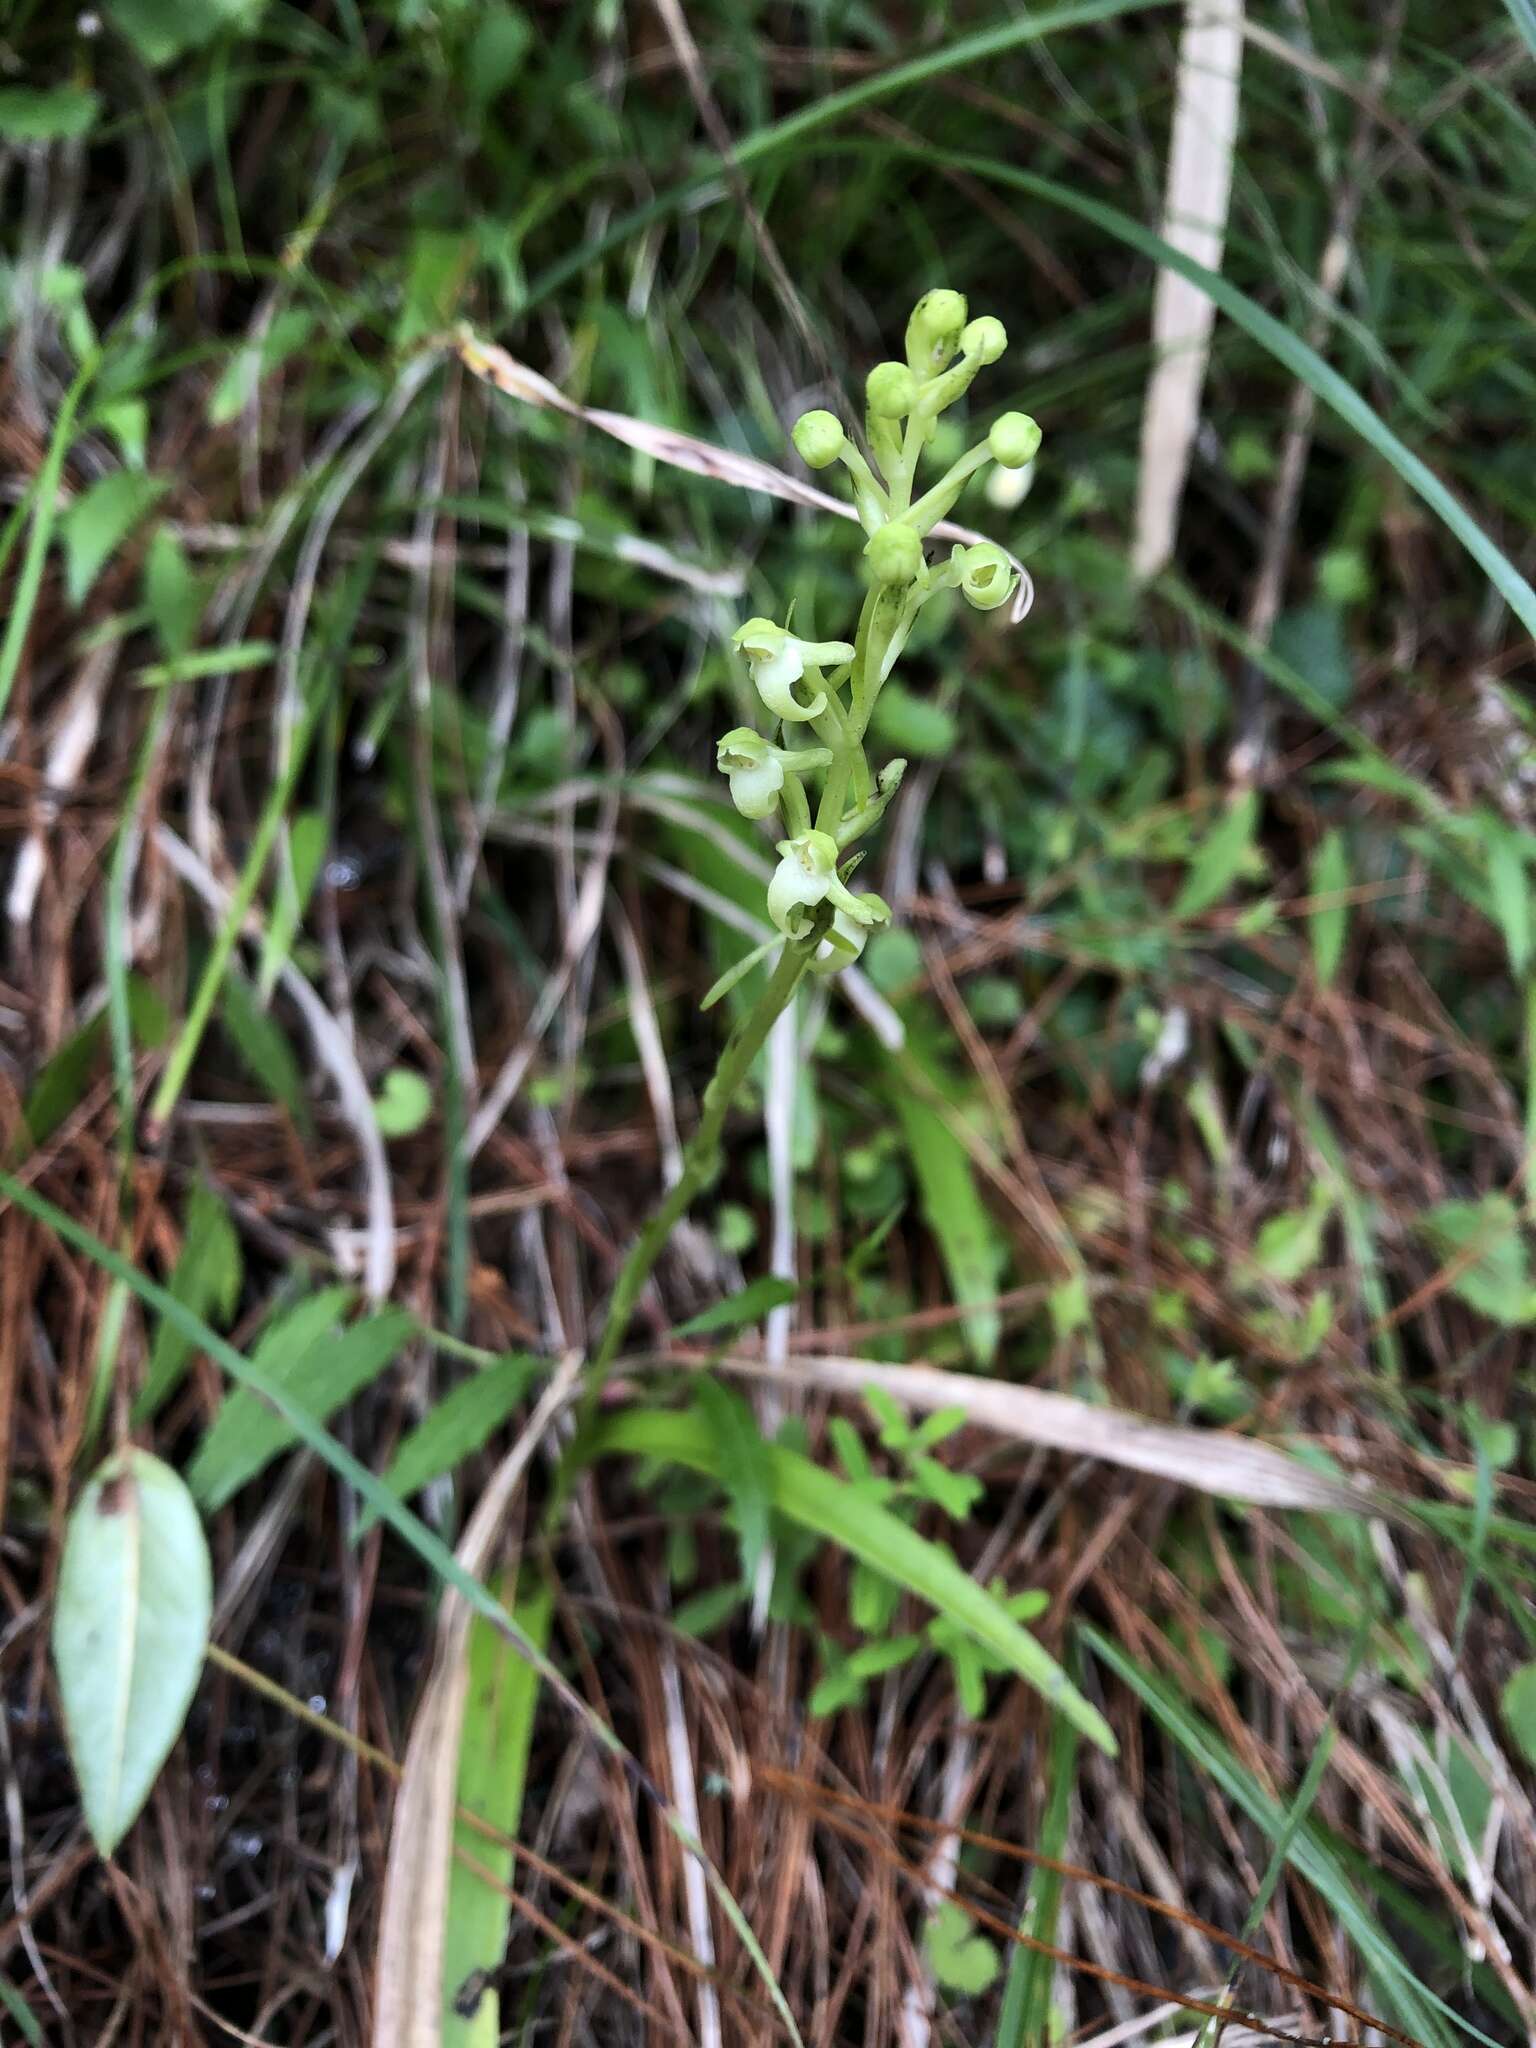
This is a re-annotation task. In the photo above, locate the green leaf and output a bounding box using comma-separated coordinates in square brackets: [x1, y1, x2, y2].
[374, 1066, 435, 1140]
[16, 977, 168, 1158]
[1481, 820, 1531, 977]
[138, 641, 275, 688]
[885, 1051, 1004, 1367]
[51, 1448, 211, 1855]
[0, 1974, 45, 2046]
[358, 1353, 538, 1536]
[258, 809, 327, 999]
[190, 1294, 416, 1509]
[1271, 604, 1353, 713]
[462, 2, 533, 112]
[61, 471, 168, 607]
[218, 966, 312, 1134]
[0, 86, 100, 141]
[692, 1376, 773, 1584]
[870, 679, 957, 759]
[133, 1179, 243, 1423]
[1246, 1187, 1333, 1287]
[443, 1576, 549, 2044]
[1500, 1663, 1536, 1771]
[586, 1406, 1116, 1753]
[1417, 1196, 1536, 1326]
[1309, 828, 1350, 988]
[672, 1275, 797, 1339]
[104, 0, 260, 66]
[926, 1901, 1000, 1996]
[1175, 789, 1260, 919]
[206, 308, 315, 428]
[143, 527, 202, 660]
[701, 938, 777, 1013]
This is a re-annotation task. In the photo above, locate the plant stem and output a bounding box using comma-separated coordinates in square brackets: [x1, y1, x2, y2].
[577, 935, 813, 1426]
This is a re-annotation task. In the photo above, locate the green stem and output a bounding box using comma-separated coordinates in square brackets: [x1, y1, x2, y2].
[577, 936, 813, 1427]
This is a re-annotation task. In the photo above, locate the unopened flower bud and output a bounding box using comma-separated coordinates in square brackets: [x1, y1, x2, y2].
[904, 289, 968, 376]
[792, 409, 845, 469]
[866, 361, 918, 419]
[962, 315, 1007, 365]
[864, 523, 924, 586]
[988, 411, 1041, 468]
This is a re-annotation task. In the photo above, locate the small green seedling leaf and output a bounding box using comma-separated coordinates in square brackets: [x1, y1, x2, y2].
[52, 1448, 211, 1855]
[693, 1375, 774, 1584]
[143, 527, 203, 660]
[61, 472, 168, 607]
[374, 1067, 435, 1139]
[672, 1275, 797, 1339]
[1247, 1186, 1333, 1287]
[926, 1901, 1000, 1997]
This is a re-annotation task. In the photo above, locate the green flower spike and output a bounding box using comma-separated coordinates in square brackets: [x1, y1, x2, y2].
[715, 729, 832, 820]
[953, 540, 1018, 612]
[732, 618, 851, 723]
[767, 830, 886, 940]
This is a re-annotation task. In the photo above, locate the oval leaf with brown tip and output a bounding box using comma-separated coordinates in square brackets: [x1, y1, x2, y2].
[52, 1447, 211, 1856]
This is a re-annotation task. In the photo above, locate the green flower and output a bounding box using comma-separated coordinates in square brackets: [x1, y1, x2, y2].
[952, 541, 1017, 612]
[731, 618, 851, 723]
[768, 830, 887, 942]
[812, 897, 891, 974]
[961, 315, 1007, 365]
[715, 728, 831, 820]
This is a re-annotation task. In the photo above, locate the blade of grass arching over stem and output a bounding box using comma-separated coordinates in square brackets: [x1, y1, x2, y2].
[1081, 1622, 1495, 2048]
[0, 1174, 806, 2048]
[0, 355, 97, 725]
[522, 0, 1173, 310]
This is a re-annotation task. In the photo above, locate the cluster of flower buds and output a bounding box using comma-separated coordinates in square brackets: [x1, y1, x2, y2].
[716, 290, 1038, 973]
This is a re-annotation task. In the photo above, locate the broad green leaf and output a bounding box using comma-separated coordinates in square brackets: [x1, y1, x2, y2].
[133, 1179, 243, 1423]
[1500, 1663, 1536, 1771]
[52, 1448, 211, 1855]
[0, 86, 100, 141]
[462, 2, 533, 113]
[358, 1352, 538, 1536]
[1416, 1196, 1536, 1326]
[1271, 604, 1353, 713]
[885, 1050, 1004, 1367]
[373, 1067, 434, 1140]
[189, 1290, 412, 1508]
[1246, 1188, 1332, 1287]
[1175, 789, 1260, 919]
[444, 1577, 549, 2045]
[1309, 828, 1350, 988]
[672, 1275, 797, 1340]
[587, 1406, 1116, 1753]
[925, 1900, 999, 1996]
[61, 471, 168, 607]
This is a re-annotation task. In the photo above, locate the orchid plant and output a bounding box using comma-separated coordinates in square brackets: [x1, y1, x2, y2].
[582, 290, 1037, 1411]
